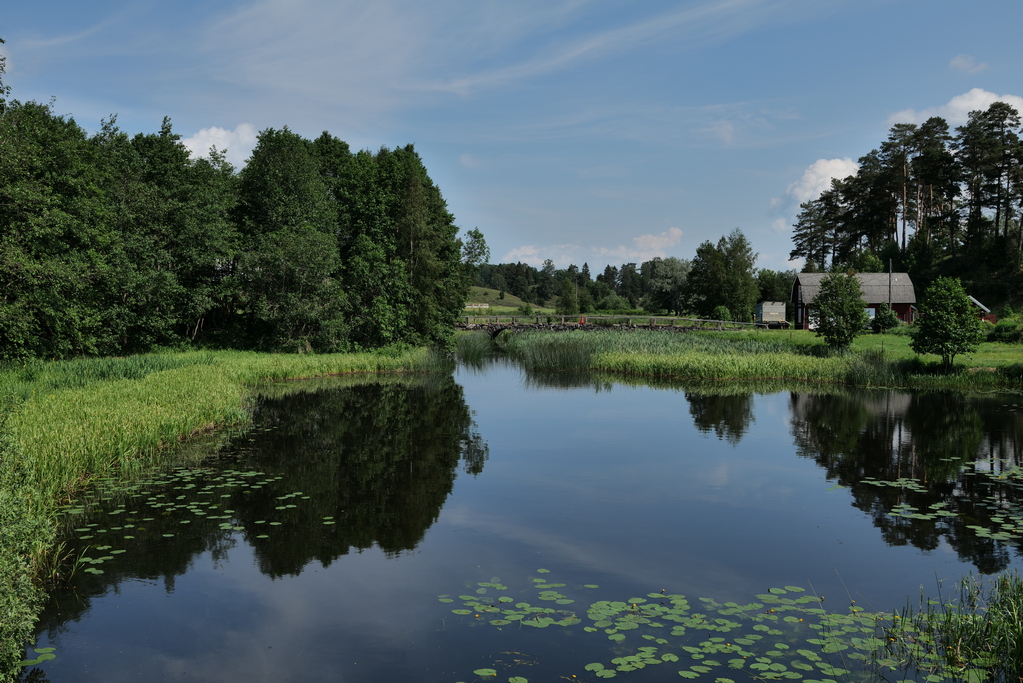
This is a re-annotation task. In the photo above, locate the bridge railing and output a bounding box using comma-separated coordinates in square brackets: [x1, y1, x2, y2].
[458, 315, 780, 330]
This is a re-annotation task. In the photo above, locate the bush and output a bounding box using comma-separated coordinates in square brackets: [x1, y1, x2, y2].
[711, 305, 732, 321]
[987, 316, 1023, 343]
[597, 294, 630, 311]
[871, 302, 900, 334]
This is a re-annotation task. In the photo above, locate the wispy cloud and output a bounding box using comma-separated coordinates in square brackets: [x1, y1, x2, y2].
[435, 0, 820, 94]
[949, 54, 988, 74]
[888, 88, 1023, 126]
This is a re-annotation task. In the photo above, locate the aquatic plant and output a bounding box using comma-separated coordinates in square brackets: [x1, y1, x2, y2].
[442, 568, 1023, 682]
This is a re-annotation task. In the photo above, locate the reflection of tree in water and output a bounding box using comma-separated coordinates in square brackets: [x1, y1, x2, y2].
[686, 393, 754, 445]
[31, 374, 487, 646]
[790, 390, 1023, 573]
[237, 375, 488, 576]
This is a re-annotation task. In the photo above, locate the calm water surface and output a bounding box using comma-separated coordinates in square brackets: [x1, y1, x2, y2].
[22, 362, 1023, 682]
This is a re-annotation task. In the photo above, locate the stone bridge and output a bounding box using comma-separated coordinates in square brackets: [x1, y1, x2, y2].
[456, 315, 777, 339]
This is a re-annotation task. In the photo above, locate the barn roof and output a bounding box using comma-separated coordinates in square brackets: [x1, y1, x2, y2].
[792, 272, 916, 305]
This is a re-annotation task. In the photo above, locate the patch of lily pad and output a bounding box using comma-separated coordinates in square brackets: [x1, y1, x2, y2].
[441, 567, 1013, 682]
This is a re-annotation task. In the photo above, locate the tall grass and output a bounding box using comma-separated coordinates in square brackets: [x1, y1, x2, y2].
[0, 403, 54, 682]
[878, 573, 1023, 682]
[496, 329, 1023, 390]
[454, 332, 494, 367]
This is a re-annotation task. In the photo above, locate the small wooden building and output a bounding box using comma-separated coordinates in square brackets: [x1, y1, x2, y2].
[790, 272, 916, 330]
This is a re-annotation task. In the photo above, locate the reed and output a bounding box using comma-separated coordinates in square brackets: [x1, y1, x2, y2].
[454, 332, 494, 366]
[879, 573, 1023, 682]
[498, 329, 1023, 390]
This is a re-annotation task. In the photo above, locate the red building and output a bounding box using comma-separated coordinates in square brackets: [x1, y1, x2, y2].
[790, 272, 916, 330]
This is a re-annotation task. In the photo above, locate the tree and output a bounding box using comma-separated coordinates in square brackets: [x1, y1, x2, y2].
[911, 276, 985, 368]
[688, 228, 758, 320]
[647, 257, 692, 315]
[812, 273, 868, 349]
[555, 278, 579, 315]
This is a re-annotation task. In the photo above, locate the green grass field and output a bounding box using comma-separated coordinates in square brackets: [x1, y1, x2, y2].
[465, 286, 554, 314]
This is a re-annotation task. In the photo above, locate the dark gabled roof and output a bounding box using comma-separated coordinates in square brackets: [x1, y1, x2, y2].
[792, 272, 916, 305]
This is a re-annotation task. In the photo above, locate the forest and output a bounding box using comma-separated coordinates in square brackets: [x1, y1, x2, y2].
[790, 100, 1023, 305]
[0, 55, 486, 361]
[478, 230, 794, 323]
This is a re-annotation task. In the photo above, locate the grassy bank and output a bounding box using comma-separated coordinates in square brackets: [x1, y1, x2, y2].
[474, 328, 1023, 391]
[0, 347, 441, 680]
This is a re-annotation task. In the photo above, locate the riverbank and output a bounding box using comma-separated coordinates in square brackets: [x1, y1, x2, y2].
[0, 347, 442, 680]
[475, 328, 1023, 392]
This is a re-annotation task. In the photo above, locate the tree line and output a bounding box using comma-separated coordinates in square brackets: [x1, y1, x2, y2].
[0, 54, 486, 360]
[480, 229, 793, 322]
[790, 100, 1023, 303]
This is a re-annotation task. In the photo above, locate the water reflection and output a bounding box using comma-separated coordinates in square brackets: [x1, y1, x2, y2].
[790, 390, 1023, 573]
[35, 374, 488, 638]
[687, 393, 754, 444]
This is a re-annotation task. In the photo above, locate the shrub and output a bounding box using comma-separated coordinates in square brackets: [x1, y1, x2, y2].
[871, 302, 900, 334]
[711, 305, 732, 321]
[987, 317, 1023, 343]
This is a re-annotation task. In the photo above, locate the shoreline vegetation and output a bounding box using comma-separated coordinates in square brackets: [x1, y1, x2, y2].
[458, 328, 1023, 393]
[0, 347, 442, 680]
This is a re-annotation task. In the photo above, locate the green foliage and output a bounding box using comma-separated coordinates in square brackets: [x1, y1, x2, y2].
[0, 99, 474, 359]
[812, 273, 869, 349]
[555, 279, 579, 315]
[987, 316, 1023, 343]
[711, 305, 732, 321]
[688, 229, 758, 322]
[911, 276, 986, 368]
[871, 301, 900, 333]
[645, 257, 691, 315]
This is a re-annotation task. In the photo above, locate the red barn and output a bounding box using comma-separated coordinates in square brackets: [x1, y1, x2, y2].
[790, 272, 916, 330]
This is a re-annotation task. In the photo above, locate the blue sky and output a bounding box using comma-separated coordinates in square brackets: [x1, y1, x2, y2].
[4, 0, 1022, 271]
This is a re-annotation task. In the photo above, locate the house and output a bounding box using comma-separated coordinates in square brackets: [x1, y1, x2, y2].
[968, 295, 997, 324]
[790, 272, 916, 330]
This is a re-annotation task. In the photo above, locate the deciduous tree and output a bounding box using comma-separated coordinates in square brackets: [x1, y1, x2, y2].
[910, 276, 985, 368]
[812, 273, 868, 349]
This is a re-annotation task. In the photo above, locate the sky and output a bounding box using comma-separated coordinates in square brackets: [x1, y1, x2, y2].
[4, 0, 1023, 272]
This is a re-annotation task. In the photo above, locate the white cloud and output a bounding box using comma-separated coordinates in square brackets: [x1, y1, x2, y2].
[786, 157, 858, 205]
[633, 227, 683, 251]
[181, 123, 258, 168]
[459, 153, 481, 169]
[888, 88, 1023, 126]
[503, 245, 542, 263]
[504, 227, 684, 268]
[949, 54, 987, 74]
[769, 157, 858, 241]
